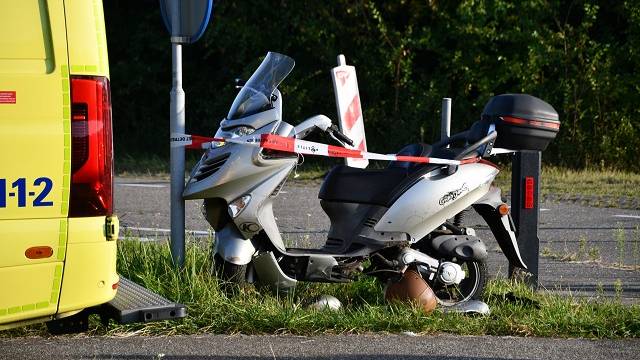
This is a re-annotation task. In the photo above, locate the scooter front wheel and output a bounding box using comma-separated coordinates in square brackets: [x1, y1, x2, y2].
[430, 259, 487, 306]
[213, 253, 248, 285]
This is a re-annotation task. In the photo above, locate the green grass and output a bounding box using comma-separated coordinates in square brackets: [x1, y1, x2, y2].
[493, 166, 640, 200]
[7, 239, 638, 338]
[542, 167, 640, 198]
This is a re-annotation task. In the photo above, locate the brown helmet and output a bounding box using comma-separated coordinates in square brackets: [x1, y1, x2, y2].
[385, 268, 438, 313]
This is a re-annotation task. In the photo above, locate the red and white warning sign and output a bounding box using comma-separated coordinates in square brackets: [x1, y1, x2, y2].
[0, 91, 16, 104]
[331, 55, 368, 169]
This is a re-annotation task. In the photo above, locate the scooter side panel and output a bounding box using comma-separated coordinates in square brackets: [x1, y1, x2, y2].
[473, 188, 528, 269]
[375, 163, 498, 241]
[183, 122, 296, 201]
[239, 165, 293, 250]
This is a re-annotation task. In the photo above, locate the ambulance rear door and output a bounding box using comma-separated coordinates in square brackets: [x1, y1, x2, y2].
[0, 0, 71, 325]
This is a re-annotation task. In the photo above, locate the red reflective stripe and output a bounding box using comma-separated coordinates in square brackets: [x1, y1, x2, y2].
[460, 157, 480, 165]
[356, 140, 366, 151]
[500, 116, 527, 126]
[501, 116, 560, 130]
[396, 155, 429, 163]
[478, 158, 499, 168]
[343, 95, 361, 130]
[327, 145, 363, 158]
[524, 176, 535, 209]
[260, 134, 295, 152]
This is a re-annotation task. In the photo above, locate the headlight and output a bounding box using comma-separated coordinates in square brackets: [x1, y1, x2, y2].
[231, 126, 256, 137]
[216, 126, 255, 139]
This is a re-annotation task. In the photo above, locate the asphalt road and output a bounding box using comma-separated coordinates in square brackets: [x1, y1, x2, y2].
[1, 334, 639, 360]
[115, 177, 640, 303]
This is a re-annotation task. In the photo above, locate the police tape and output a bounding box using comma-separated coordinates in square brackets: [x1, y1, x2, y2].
[169, 132, 478, 166]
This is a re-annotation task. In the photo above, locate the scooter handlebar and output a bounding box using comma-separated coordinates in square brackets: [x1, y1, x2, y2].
[328, 125, 355, 147]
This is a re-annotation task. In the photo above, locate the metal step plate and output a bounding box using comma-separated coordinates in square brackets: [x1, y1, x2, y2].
[104, 276, 187, 324]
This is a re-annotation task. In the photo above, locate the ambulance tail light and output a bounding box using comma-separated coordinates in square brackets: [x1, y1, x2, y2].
[69, 76, 113, 217]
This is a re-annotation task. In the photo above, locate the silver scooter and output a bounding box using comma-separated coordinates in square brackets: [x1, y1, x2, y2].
[183, 52, 560, 305]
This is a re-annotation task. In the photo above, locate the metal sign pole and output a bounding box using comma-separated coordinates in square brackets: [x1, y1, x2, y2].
[160, 0, 213, 267]
[441, 98, 451, 144]
[510, 150, 542, 287]
[170, 41, 185, 267]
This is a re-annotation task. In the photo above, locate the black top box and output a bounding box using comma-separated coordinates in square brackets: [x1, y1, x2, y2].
[482, 94, 560, 151]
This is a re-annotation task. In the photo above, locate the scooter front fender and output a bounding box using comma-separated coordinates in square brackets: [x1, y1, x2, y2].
[473, 186, 527, 269]
[214, 223, 256, 265]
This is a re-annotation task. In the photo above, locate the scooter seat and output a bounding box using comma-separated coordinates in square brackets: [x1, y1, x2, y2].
[319, 165, 409, 206]
[319, 143, 441, 206]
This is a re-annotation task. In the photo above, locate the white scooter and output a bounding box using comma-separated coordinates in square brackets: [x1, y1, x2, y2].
[183, 52, 560, 306]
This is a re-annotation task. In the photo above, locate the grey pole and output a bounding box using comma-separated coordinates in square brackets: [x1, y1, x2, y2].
[170, 41, 186, 267]
[441, 98, 451, 144]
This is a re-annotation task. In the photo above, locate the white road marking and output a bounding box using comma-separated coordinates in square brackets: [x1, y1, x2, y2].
[613, 214, 640, 219]
[137, 237, 164, 243]
[540, 208, 550, 212]
[117, 183, 166, 188]
[122, 226, 211, 236]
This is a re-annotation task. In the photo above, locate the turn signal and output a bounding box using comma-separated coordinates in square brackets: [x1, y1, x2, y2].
[25, 246, 54, 259]
[228, 195, 251, 218]
[498, 203, 510, 216]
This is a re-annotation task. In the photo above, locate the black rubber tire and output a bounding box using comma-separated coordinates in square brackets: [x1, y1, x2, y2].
[213, 253, 247, 285]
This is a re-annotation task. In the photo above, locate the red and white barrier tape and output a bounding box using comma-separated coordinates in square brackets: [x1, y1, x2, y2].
[170, 133, 478, 166]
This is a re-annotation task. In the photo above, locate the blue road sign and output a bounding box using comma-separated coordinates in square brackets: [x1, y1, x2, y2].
[160, 0, 213, 44]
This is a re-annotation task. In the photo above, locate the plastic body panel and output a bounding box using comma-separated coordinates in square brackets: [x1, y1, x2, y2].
[65, 0, 110, 77]
[0, 1, 69, 221]
[0, 0, 69, 326]
[0, 219, 66, 268]
[57, 216, 118, 313]
[375, 163, 499, 241]
[494, 121, 557, 151]
[0, 262, 63, 324]
[472, 186, 527, 269]
[0, 219, 66, 323]
[185, 119, 296, 252]
[0, 1, 57, 74]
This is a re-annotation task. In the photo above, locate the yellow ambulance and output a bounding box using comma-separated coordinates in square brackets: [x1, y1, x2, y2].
[0, 0, 183, 333]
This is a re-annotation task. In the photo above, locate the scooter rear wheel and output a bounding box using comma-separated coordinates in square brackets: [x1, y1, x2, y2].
[430, 259, 487, 306]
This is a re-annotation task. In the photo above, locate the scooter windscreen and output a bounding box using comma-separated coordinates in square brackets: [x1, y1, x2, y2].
[227, 52, 295, 120]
